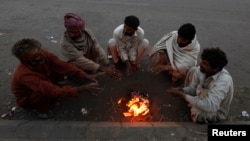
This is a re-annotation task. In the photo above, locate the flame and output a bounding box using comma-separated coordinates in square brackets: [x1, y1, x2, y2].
[123, 95, 150, 117]
[117, 98, 122, 105]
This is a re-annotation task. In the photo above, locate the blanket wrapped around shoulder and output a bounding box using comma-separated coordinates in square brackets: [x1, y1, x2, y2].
[149, 31, 200, 75]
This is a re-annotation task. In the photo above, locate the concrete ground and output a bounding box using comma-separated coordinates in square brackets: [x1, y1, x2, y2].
[0, 120, 210, 141]
[0, 0, 250, 140]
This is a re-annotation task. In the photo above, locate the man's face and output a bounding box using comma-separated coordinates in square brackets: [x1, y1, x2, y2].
[177, 36, 191, 47]
[67, 29, 83, 40]
[199, 60, 219, 76]
[24, 48, 46, 67]
[123, 25, 136, 36]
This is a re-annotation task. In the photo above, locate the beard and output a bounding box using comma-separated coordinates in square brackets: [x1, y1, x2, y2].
[199, 67, 205, 73]
[124, 32, 133, 36]
[70, 36, 81, 40]
[178, 42, 190, 48]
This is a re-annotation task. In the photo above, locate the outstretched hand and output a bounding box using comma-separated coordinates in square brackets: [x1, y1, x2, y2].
[85, 72, 105, 83]
[125, 61, 133, 76]
[77, 82, 102, 96]
[105, 64, 122, 80]
[166, 87, 185, 99]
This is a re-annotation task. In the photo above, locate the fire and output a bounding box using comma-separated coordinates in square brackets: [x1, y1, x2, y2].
[123, 94, 150, 117]
[117, 98, 122, 105]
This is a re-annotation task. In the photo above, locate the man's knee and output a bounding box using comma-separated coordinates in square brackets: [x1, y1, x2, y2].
[137, 39, 149, 54]
[142, 39, 149, 47]
[108, 38, 116, 48]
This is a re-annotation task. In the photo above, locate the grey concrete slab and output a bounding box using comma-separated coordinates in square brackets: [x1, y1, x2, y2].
[0, 120, 209, 141]
[1, 120, 249, 140]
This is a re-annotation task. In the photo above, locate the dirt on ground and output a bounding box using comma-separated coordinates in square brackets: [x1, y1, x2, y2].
[1, 61, 250, 123]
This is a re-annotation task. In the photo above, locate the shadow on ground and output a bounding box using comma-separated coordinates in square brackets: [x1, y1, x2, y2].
[1, 61, 250, 123]
[1, 61, 192, 122]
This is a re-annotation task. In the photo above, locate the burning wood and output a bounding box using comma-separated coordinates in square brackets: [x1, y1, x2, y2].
[121, 91, 150, 117]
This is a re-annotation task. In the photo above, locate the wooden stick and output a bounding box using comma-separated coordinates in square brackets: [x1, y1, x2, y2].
[110, 116, 114, 122]
[109, 97, 117, 113]
[159, 115, 163, 122]
[192, 131, 207, 135]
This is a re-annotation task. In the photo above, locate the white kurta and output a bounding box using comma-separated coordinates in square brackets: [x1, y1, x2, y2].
[112, 24, 145, 62]
[183, 66, 234, 123]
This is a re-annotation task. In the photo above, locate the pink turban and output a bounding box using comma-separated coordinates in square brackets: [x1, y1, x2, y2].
[64, 13, 85, 31]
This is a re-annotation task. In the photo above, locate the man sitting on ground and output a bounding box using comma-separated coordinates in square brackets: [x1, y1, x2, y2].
[108, 15, 149, 76]
[149, 23, 200, 86]
[60, 13, 121, 80]
[167, 47, 234, 123]
[11, 38, 103, 119]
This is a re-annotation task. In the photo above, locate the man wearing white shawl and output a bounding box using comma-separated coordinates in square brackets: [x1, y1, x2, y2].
[148, 23, 200, 86]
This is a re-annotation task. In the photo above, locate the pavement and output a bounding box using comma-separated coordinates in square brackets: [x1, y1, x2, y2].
[1, 0, 250, 140]
[0, 120, 249, 141]
[0, 120, 209, 141]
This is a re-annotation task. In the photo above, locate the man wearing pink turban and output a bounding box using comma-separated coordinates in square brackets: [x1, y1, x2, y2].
[60, 13, 121, 80]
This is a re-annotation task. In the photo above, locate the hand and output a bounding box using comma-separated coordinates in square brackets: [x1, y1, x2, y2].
[166, 88, 185, 99]
[84, 72, 105, 83]
[125, 60, 133, 76]
[131, 63, 141, 70]
[102, 64, 122, 80]
[77, 82, 102, 96]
